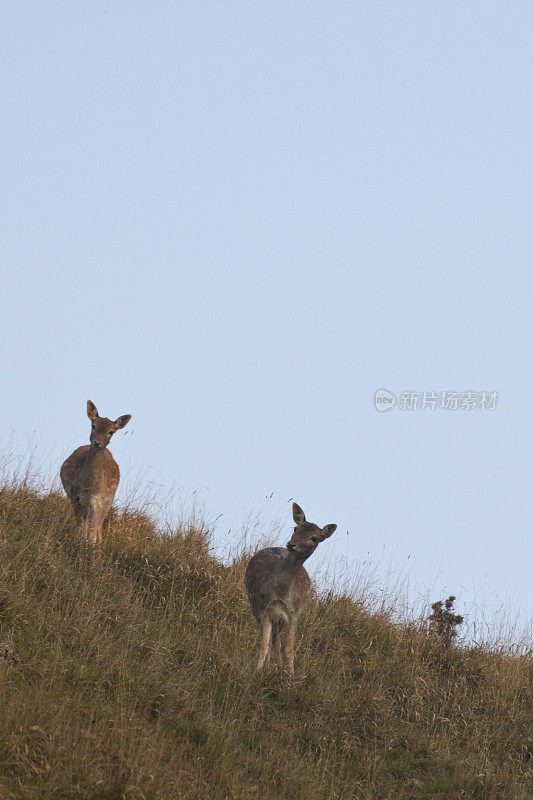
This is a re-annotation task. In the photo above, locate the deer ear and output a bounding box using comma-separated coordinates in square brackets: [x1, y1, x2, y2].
[114, 414, 132, 430]
[292, 503, 306, 525]
[87, 400, 98, 420]
[320, 524, 337, 540]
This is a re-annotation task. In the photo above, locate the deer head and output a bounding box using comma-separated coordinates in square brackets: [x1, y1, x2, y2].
[87, 400, 131, 450]
[286, 502, 337, 560]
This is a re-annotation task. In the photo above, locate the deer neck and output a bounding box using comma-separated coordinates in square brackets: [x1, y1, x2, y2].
[274, 550, 306, 599]
[83, 445, 108, 475]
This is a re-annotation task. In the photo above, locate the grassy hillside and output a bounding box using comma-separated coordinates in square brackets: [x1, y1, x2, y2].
[0, 479, 531, 800]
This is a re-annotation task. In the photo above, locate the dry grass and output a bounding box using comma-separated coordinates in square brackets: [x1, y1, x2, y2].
[0, 477, 531, 800]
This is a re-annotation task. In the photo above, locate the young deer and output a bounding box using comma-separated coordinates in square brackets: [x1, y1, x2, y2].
[244, 502, 336, 674]
[60, 400, 131, 545]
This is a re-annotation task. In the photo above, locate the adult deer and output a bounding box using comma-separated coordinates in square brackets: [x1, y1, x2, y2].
[60, 400, 131, 545]
[244, 502, 336, 674]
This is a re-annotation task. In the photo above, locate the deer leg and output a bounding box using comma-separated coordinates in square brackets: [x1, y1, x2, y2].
[66, 488, 85, 528]
[285, 618, 298, 676]
[255, 616, 272, 671]
[272, 624, 283, 668]
[71, 497, 84, 526]
[75, 491, 91, 541]
[76, 505, 90, 541]
[88, 500, 104, 547]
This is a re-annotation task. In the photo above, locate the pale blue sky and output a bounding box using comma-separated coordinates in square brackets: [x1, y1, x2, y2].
[1, 2, 532, 636]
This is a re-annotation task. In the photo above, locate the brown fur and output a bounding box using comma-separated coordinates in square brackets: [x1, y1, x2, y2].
[60, 400, 131, 545]
[244, 502, 336, 674]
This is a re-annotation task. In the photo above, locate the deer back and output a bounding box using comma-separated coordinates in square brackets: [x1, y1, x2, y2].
[244, 547, 312, 624]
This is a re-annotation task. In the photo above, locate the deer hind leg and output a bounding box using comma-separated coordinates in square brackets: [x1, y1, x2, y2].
[255, 616, 273, 672]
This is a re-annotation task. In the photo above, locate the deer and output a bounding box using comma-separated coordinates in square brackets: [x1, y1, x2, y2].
[244, 502, 336, 675]
[60, 400, 131, 546]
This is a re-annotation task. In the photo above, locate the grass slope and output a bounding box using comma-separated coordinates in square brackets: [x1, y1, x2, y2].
[0, 481, 531, 800]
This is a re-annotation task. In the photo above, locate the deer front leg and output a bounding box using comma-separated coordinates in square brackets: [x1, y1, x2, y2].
[285, 618, 298, 676]
[255, 616, 272, 672]
[272, 625, 283, 668]
[88, 500, 105, 546]
[70, 495, 84, 526]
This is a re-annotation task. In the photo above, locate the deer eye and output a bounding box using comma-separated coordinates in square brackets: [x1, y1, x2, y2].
[310, 536, 318, 543]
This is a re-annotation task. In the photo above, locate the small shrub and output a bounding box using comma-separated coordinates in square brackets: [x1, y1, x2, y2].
[428, 595, 464, 645]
